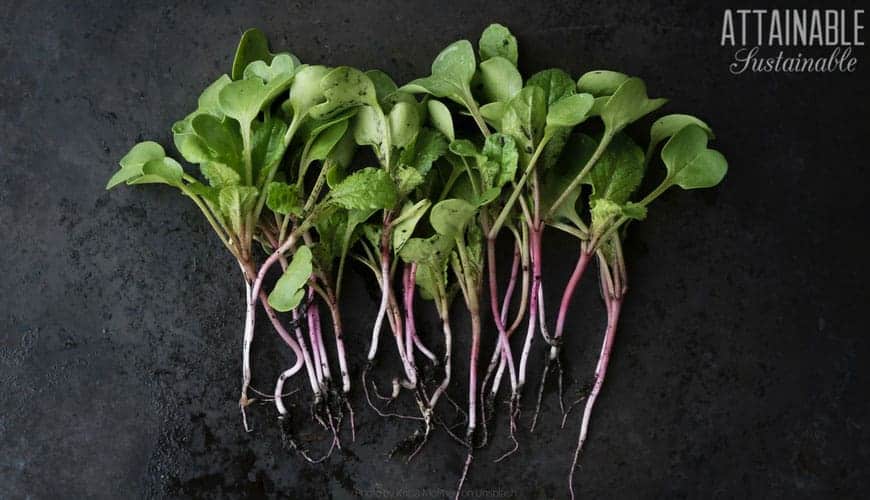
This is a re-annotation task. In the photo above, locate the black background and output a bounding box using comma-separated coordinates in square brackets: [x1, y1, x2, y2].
[2, 0, 869, 498]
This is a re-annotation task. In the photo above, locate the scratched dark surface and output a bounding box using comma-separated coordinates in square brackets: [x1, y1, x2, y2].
[1, 0, 869, 498]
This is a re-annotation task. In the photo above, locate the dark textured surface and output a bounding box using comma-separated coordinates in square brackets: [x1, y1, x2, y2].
[1, 0, 869, 498]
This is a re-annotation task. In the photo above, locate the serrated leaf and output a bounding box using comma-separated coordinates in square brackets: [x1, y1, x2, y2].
[478, 23, 518, 65]
[661, 125, 728, 190]
[480, 133, 518, 190]
[266, 181, 301, 215]
[395, 166, 424, 195]
[406, 128, 448, 177]
[330, 167, 397, 210]
[268, 246, 313, 312]
[218, 185, 258, 235]
[200, 161, 241, 188]
[427, 100, 454, 141]
[622, 201, 647, 220]
[583, 133, 645, 205]
[478, 56, 522, 103]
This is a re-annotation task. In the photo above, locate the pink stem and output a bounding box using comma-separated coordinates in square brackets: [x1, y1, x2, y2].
[550, 248, 592, 360]
[487, 237, 517, 390]
[501, 243, 521, 324]
[568, 295, 623, 500]
[307, 287, 324, 385]
[404, 263, 437, 364]
[467, 307, 481, 438]
[310, 288, 331, 382]
[403, 264, 415, 365]
[325, 289, 351, 393]
[518, 225, 543, 388]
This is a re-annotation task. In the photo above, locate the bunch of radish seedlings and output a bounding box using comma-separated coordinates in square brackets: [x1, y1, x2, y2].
[107, 25, 726, 498]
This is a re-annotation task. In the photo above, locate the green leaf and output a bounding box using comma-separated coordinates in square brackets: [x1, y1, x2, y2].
[589, 198, 623, 228]
[401, 40, 476, 104]
[478, 56, 522, 103]
[313, 209, 346, 266]
[660, 125, 728, 190]
[127, 158, 184, 187]
[576, 70, 630, 97]
[352, 105, 386, 156]
[395, 165, 425, 195]
[427, 99, 454, 141]
[232, 28, 273, 81]
[287, 65, 331, 120]
[365, 69, 399, 110]
[527, 69, 576, 106]
[172, 119, 212, 165]
[268, 246, 313, 312]
[476, 187, 501, 207]
[307, 119, 349, 162]
[330, 167, 397, 210]
[584, 133, 645, 204]
[479, 101, 506, 128]
[191, 114, 243, 168]
[478, 23, 518, 65]
[405, 128, 448, 177]
[309, 67, 378, 121]
[388, 101, 422, 149]
[392, 199, 432, 253]
[327, 126, 357, 170]
[251, 117, 289, 185]
[448, 139, 482, 161]
[649, 114, 713, 153]
[266, 181, 302, 215]
[599, 77, 667, 133]
[219, 75, 292, 128]
[243, 53, 297, 84]
[430, 198, 476, 237]
[545, 93, 594, 130]
[622, 201, 647, 221]
[480, 133, 518, 190]
[200, 161, 241, 188]
[197, 75, 233, 117]
[107, 141, 166, 189]
[501, 85, 546, 157]
[541, 133, 597, 226]
[218, 185, 258, 235]
[540, 126, 571, 170]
